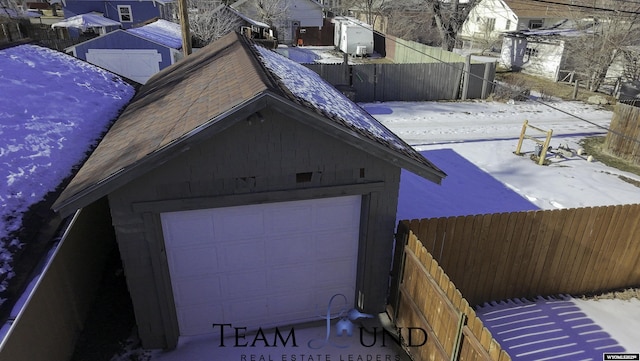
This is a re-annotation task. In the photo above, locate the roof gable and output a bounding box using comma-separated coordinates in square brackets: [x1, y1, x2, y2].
[502, 0, 595, 19]
[52, 32, 445, 216]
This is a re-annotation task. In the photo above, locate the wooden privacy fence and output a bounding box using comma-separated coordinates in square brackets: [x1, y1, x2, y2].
[396, 203, 640, 307]
[604, 101, 640, 165]
[391, 232, 510, 361]
[304, 62, 495, 102]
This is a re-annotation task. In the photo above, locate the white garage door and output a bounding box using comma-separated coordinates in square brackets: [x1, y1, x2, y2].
[161, 195, 362, 336]
[86, 49, 161, 84]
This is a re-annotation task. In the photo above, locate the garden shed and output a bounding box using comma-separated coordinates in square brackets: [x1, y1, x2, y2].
[52, 31, 446, 349]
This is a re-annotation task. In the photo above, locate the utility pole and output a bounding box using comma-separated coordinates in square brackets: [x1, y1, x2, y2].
[178, 0, 192, 56]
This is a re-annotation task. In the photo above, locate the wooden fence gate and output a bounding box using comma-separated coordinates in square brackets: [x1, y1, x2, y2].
[389, 227, 510, 361]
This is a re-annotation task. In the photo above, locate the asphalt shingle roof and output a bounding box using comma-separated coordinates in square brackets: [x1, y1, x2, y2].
[53, 31, 445, 215]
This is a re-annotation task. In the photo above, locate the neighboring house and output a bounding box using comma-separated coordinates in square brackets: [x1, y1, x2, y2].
[65, 19, 182, 83]
[499, 27, 592, 81]
[60, 0, 176, 31]
[500, 29, 567, 80]
[52, 31, 446, 349]
[460, 0, 590, 50]
[234, 0, 324, 44]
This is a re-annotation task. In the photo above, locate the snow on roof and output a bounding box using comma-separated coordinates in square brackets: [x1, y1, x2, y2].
[128, 19, 182, 49]
[0, 44, 134, 303]
[226, 6, 270, 28]
[51, 12, 122, 31]
[254, 45, 407, 150]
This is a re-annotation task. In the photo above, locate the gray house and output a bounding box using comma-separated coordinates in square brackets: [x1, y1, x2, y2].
[52, 31, 445, 349]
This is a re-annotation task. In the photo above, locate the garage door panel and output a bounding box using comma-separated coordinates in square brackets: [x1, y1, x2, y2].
[315, 258, 357, 285]
[218, 241, 265, 271]
[314, 200, 361, 228]
[269, 292, 316, 316]
[162, 195, 361, 336]
[168, 245, 218, 277]
[222, 270, 269, 296]
[268, 264, 315, 290]
[162, 212, 213, 247]
[314, 230, 360, 258]
[173, 276, 222, 307]
[223, 299, 269, 324]
[178, 304, 224, 336]
[266, 235, 314, 262]
[215, 208, 265, 241]
[267, 205, 313, 233]
[86, 49, 161, 84]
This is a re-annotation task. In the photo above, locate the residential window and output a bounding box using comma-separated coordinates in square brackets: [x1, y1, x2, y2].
[486, 18, 496, 32]
[118, 5, 132, 22]
[505, 19, 511, 30]
[528, 19, 543, 29]
[525, 47, 539, 57]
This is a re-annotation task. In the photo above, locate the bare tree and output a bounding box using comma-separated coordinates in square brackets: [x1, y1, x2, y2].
[254, 0, 289, 26]
[428, 0, 480, 51]
[562, 1, 640, 92]
[188, 2, 242, 46]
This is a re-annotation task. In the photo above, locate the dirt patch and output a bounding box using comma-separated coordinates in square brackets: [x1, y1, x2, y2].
[494, 72, 616, 108]
[578, 288, 640, 301]
[580, 136, 640, 187]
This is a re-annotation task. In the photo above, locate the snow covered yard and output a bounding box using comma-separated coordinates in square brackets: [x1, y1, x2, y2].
[368, 100, 640, 360]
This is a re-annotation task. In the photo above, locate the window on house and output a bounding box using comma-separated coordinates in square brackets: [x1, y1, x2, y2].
[486, 18, 496, 32]
[525, 47, 539, 57]
[505, 19, 511, 30]
[118, 5, 132, 22]
[529, 19, 543, 29]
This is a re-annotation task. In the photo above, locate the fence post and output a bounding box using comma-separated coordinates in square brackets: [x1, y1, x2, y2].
[572, 80, 579, 100]
[461, 55, 471, 100]
[451, 313, 468, 361]
[515, 120, 528, 155]
[481, 62, 493, 99]
[389, 222, 410, 320]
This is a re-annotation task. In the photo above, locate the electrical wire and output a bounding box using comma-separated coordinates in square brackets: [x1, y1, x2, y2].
[338, 17, 640, 145]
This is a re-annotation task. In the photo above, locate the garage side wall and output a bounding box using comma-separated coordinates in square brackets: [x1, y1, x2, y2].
[107, 108, 402, 348]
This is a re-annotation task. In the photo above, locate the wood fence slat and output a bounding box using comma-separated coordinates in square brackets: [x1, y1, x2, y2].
[597, 204, 633, 290]
[486, 211, 515, 301]
[474, 214, 502, 304]
[543, 208, 578, 295]
[618, 206, 640, 285]
[557, 206, 593, 293]
[577, 205, 618, 291]
[525, 209, 560, 296]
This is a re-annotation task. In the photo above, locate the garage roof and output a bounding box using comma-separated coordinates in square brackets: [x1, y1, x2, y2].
[52, 31, 446, 216]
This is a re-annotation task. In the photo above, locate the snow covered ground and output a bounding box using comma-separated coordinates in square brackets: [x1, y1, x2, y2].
[369, 99, 640, 359]
[0, 44, 134, 306]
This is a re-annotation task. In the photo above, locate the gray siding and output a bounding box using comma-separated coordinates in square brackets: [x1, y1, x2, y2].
[107, 107, 402, 348]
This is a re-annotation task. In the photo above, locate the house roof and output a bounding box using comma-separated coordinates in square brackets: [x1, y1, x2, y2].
[226, 6, 270, 28]
[502, 0, 591, 19]
[127, 19, 182, 49]
[51, 12, 122, 31]
[52, 31, 446, 216]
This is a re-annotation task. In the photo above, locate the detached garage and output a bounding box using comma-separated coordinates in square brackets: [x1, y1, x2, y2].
[66, 19, 182, 84]
[52, 31, 446, 349]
